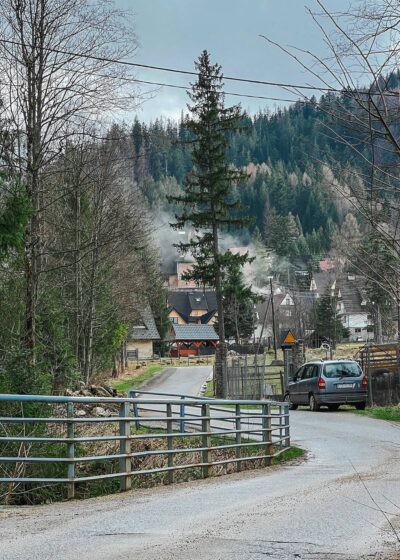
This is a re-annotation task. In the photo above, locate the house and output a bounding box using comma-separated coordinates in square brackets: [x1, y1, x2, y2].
[162, 258, 197, 290]
[167, 323, 219, 356]
[336, 275, 373, 342]
[126, 306, 160, 360]
[167, 290, 217, 326]
[309, 271, 373, 342]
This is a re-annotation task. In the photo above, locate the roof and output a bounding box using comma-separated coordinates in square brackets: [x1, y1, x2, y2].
[130, 306, 160, 341]
[168, 290, 217, 321]
[170, 324, 219, 341]
[311, 271, 336, 294]
[337, 275, 367, 315]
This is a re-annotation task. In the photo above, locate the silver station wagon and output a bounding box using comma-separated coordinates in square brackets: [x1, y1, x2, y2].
[285, 360, 368, 411]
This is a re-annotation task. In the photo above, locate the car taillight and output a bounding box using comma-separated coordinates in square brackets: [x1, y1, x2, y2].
[362, 376, 367, 388]
[318, 377, 326, 389]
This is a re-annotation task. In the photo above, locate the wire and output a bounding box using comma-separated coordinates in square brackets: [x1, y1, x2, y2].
[2, 37, 400, 97]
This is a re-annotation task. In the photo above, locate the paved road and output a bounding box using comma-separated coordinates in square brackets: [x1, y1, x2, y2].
[136, 365, 211, 397]
[1, 367, 400, 560]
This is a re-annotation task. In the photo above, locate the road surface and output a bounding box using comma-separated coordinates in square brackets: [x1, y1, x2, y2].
[1, 366, 400, 560]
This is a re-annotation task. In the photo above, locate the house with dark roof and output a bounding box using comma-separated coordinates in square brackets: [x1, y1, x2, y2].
[167, 323, 219, 356]
[336, 275, 373, 342]
[126, 306, 160, 360]
[167, 290, 217, 326]
[310, 271, 373, 342]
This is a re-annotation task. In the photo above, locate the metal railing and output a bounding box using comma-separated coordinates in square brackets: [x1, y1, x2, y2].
[0, 393, 290, 500]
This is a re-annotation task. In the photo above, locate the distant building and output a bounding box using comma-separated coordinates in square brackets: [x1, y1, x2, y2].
[309, 271, 373, 342]
[167, 323, 219, 356]
[167, 290, 217, 326]
[126, 306, 160, 360]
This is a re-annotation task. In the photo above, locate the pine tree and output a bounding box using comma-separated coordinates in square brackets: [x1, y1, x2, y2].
[222, 262, 259, 344]
[315, 292, 348, 347]
[168, 50, 252, 396]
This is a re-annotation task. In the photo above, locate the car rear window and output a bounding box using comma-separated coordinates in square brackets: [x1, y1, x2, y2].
[323, 362, 361, 378]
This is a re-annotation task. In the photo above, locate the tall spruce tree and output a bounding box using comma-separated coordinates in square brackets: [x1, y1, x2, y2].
[168, 50, 251, 396]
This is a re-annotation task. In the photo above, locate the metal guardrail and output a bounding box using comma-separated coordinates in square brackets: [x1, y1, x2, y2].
[0, 393, 290, 500]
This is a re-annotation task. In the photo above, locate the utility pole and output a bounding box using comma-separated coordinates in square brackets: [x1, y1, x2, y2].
[270, 277, 277, 360]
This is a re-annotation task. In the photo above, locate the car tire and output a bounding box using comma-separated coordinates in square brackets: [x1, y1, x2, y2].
[355, 402, 366, 410]
[309, 394, 320, 412]
[328, 404, 340, 411]
[284, 393, 298, 410]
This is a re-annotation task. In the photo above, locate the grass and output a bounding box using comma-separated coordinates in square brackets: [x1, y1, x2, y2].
[112, 364, 163, 393]
[345, 405, 400, 422]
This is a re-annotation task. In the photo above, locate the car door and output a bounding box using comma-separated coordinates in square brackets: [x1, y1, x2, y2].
[289, 365, 305, 404]
[296, 364, 314, 405]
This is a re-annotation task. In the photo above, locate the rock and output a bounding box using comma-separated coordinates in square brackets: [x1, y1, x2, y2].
[75, 409, 86, 416]
[79, 389, 92, 397]
[92, 386, 112, 398]
[64, 389, 74, 396]
[92, 406, 107, 416]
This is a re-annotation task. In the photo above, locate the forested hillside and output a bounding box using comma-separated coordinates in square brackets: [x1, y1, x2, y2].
[130, 93, 368, 259]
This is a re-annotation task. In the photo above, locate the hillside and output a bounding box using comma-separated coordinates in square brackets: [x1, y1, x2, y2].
[129, 93, 368, 260]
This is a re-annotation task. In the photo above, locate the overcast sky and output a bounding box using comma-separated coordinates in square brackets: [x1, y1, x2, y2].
[117, 0, 353, 122]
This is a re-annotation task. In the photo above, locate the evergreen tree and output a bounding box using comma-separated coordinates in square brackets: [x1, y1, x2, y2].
[315, 292, 348, 347]
[222, 262, 259, 344]
[168, 50, 252, 396]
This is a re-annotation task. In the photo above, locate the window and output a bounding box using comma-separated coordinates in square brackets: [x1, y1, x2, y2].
[324, 362, 361, 378]
[170, 317, 178, 324]
[355, 328, 361, 333]
[302, 365, 318, 379]
[127, 349, 138, 361]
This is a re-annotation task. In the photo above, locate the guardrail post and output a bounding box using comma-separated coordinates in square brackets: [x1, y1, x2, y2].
[283, 403, 290, 447]
[119, 401, 132, 492]
[201, 403, 211, 478]
[262, 403, 272, 467]
[166, 403, 174, 484]
[129, 391, 140, 430]
[235, 404, 241, 472]
[179, 396, 185, 433]
[67, 402, 75, 500]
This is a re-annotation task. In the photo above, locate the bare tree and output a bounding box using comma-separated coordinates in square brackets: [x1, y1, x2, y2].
[0, 0, 138, 365]
[262, 0, 400, 339]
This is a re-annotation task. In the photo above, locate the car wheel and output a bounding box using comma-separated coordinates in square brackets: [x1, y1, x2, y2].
[328, 404, 340, 411]
[309, 394, 320, 412]
[355, 402, 366, 410]
[284, 393, 298, 410]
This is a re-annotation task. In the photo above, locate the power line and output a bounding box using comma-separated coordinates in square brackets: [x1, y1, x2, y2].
[1, 37, 395, 97]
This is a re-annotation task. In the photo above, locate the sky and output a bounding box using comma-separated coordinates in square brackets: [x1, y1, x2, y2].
[117, 0, 353, 123]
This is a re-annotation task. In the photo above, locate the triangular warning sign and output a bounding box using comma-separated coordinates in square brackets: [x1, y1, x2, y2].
[283, 330, 296, 344]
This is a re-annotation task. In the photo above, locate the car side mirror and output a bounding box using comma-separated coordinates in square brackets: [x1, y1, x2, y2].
[292, 375, 298, 382]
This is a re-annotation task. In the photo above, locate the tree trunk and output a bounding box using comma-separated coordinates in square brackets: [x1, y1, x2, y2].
[213, 220, 226, 397]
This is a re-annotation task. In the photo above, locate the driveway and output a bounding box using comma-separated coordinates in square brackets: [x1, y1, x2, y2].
[1, 367, 400, 560]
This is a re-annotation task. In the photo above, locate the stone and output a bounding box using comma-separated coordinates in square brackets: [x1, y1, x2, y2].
[92, 406, 107, 416]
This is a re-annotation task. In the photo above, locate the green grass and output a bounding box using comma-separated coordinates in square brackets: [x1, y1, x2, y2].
[346, 405, 400, 422]
[272, 445, 304, 464]
[112, 365, 163, 393]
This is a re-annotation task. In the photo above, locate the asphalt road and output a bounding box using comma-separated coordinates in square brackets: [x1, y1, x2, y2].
[1, 366, 400, 560]
[137, 364, 211, 397]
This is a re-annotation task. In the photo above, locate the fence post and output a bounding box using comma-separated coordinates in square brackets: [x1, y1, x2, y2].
[283, 403, 290, 447]
[235, 404, 241, 473]
[67, 402, 75, 500]
[130, 391, 141, 430]
[119, 401, 132, 492]
[201, 403, 211, 478]
[367, 343, 373, 407]
[179, 396, 185, 433]
[262, 403, 272, 467]
[166, 403, 174, 484]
